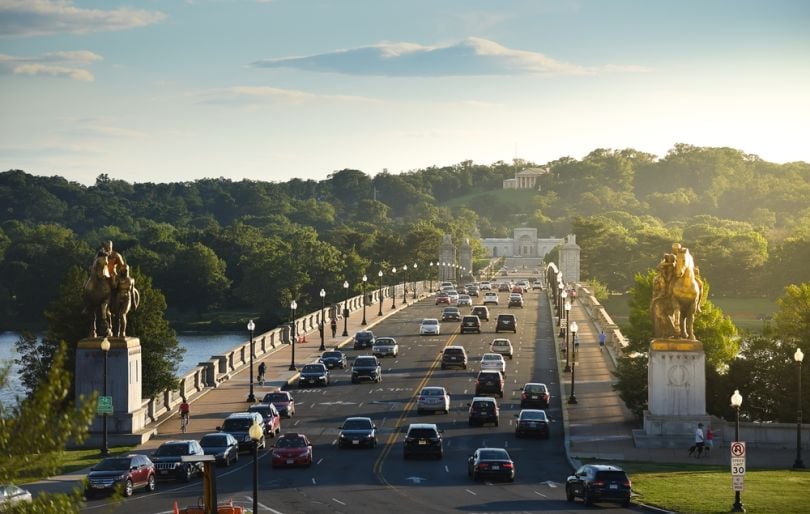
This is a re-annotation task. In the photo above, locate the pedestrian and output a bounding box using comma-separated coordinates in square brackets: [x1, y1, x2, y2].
[330, 317, 337, 338]
[705, 426, 714, 457]
[598, 330, 606, 352]
[688, 422, 705, 457]
[257, 361, 266, 385]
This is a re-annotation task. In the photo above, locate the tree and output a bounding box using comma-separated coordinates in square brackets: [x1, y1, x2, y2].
[164, 242, 230, 313]
[772, 283, 810, 349]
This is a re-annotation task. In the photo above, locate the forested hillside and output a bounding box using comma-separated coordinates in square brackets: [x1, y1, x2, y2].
[1, 144, 808, 331]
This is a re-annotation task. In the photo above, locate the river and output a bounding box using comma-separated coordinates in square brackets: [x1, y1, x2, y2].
[0, 331, 248, 408]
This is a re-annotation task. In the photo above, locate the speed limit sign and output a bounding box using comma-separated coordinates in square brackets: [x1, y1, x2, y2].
[731, 457, 746, 476]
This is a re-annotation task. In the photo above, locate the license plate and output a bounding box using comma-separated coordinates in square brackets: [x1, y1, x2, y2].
[492, 465, 500, 470]
[352, 440, 359, 445]
[418, 440, 426, 445]
[529, 422, 537, 427]
[93, 484, 105, 489]
[160, 470, 169, 475]
[610, 484, 618, 489]
[531, 395, 538, 399]
[486, 381, 493, 385]
[287, 459, 294, 464]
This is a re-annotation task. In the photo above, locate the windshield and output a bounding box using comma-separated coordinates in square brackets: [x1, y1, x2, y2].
[355, 358, 376, 366]
[154, 444, 189, 456]
[276, 437, 307, 448]
[422, 320, 438, 325]
[266, 393, 288, 402]
[375, 338, 395, 345]
[342, 419, 372, 430]
[222, 419, 253, 431]
[322, 352, 341, 359]
[521, 411, 547, 421]
[479, 449, 509, 460]
[94, 457, 131, 471]
[408, 428, 438, 438]
[200, 435, 229, 447]
[525, 384, 547, 393]
[421, 388, 445, 396]
[483, 355, 501, 361]
[302, 365, 324, 373]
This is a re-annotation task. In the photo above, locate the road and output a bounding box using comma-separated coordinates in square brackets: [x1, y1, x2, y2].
[81, 283, 637, 513]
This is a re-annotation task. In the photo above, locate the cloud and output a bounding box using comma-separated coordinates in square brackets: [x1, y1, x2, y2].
[67, 118, 148, 139]
[0, 0, 166, 37]
[195, 86, 380, 107]
[251, 37, 649, 77]
[0, 50, 102, 81]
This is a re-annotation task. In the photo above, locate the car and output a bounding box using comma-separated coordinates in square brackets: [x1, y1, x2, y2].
[514, 409, 550, 439]
[297, 363, 330, 387]
[468, 448, 515, 482]
[217, 412, 266, 452]
[483, 292, 499, 305]
[150, 440, 205, 482]
[248, 403, 282, 437]
[419, 318, 441, 336]
[532, 280, 544, 290]
[446, 290, 460, 303]
[480, 353, 506, 375]
[403, 423, 444, 459]
[0, 485, 32, 505]
[508, 294, 524, 308]
[372, 337, 399, 358]
[467, 286, 480, 297]
[338, 417, 377, 448]
[566, 464, 632, 507]
[353, 330, 375, 349]
[435, 292, 451, 305]
[439, 281, 454, 290]
[457, 294, 472, 306]
[199, 432, 240, 466]
[467, 396, 500, 426]
[351, 355, 382, 383]
[480, 281, 492, 291]
[319, 350, 348, 369]
[271, 433, 313, 468]
[460, 315, 481, 334]
[516, 280, 530, 292]
[440, 346, 468, 370]
[520, 383, 550, 408]
[511, 286, 525, 295]
[416, 386, 451, 414]
[495, 313, 517, 333]
[85, 455, 156, 497]
[471, 306, 490, 322]
[498, 282, 512, 292]
[441, 307, 462, 322]
[262, 390, 296, 417]
[475, 370, 504, 398]
[490, 338, 514, 359]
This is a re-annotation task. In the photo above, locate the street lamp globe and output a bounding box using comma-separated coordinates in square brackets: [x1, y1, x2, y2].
[796, 348, 805, 363]
[290, 299, 297, 310]
[570, 321, 578, 335]
[249, 421, 263, 442]
[319, 289, 325, 299]
[343, 281, 348, 289]
[378, 270, 383, 278]
[731, 389, 743, 409]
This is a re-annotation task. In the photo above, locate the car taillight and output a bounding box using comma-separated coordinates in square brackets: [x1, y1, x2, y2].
[477, 463, 490, 469]
[521, 392, 528, 399]
[502, 462, 514, 469]
[624, 479, 632, 487]
[592, 480, 605, 487]
[418, 396, 425, 402]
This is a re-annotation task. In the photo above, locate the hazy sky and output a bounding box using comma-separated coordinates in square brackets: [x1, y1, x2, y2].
[2, 0, 809, 185]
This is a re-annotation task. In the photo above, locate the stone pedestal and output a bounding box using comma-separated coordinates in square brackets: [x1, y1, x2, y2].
[634, 339, 710, 448]
[76, 337, 146, 435]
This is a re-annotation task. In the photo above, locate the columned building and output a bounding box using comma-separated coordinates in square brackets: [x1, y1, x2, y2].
[481, 228, 562, 259]
[559, 234, 581, 284]
[438, 234, 456, 282]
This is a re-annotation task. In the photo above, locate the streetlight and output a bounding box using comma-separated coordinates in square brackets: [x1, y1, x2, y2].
[391, 267, 397, 309]
[794, 348, 805, 469]
[564, 299, 572, 372]
[342, 281, 349, 336]
[568, 324, 579, 404]
[100, 338, 110, 456]
[247, 320, 256, 402]
[731, 389, 744, 513]
[361, 274, 368, 325]
[377, 270, 384, 316]
[288, 303, 297, 371]
[429, 262, 434, 292]
[319, 289, 326, 351]
[402, 265, 409, 305]
[412, 263, 418, 299]
[248, 420, 263, 514]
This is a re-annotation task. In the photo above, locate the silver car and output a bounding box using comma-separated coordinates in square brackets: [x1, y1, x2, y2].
[419, 318, 441, 336]
[372, 337, 399, 358]
[457, 294, 472, 306]
[417, 386, 451, 414]
[480, 353, 506, 375]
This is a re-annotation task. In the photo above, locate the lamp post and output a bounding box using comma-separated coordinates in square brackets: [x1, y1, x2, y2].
[429, 262, 434, 292]
[249, 421, 263, 514]
[247, 319, 256, 402]
[342, 281, 349, 336]
[391, 267, 397, 309]
[319, 289, 326, 351]
[568, 325, 579, 404]
[402, 265, 409, 305]
[731, 389, 745, 512]
[378, 270, 384, 316]
[412, 263, 418, 299]
[794, 348, 805, 469]
[361, 274, 368, 325]
[100, 338, 110, 456]
[288, 303, 297, 371]
[559, 287, 568, 335]
[564, 299, 572, 372]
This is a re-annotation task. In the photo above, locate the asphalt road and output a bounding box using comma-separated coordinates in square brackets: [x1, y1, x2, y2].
[81, 286, 638, 513]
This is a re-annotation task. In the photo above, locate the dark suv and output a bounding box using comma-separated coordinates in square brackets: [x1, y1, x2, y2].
[467, 397, 499, 426]
[475, 370, 504, 398]
[460, 315, 481, 334]
[298, 363, 330, 387]
[471, 306, 490, 321]
[86, 454, 156, 497]
[403, 423, 444, 459]
[351, 355, 382, 383]
[353, 330, 375, 349]
[150, 440, 204, 482]
[566, 464, 632, 507]
[495, 314, 517, 333]
[440, 346, 468, 370]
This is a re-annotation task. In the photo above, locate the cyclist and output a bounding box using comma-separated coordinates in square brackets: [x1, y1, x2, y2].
[179, 399, 190, 431]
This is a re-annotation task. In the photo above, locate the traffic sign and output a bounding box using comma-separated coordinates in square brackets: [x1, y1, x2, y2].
[730, 441, 746, 457]
[97, 395, 113, 414]
[731, 457, 746, 476]
[732, 476, 744, 492]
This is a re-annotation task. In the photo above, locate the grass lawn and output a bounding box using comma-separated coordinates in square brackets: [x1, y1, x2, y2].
[20, 446, 135, 483]
[620, 461, 809, 514]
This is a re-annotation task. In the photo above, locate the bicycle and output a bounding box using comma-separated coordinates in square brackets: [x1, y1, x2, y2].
[180, 413, 189, 434]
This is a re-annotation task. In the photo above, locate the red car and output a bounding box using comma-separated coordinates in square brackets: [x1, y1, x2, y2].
[435, 292, 450, 305]
[262, 391, 296, 418]
[271, 433, 313, 468]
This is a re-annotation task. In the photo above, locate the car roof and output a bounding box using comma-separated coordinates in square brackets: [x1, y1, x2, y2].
[586, 464, 626, 472]
[421, 318, 439, 322]
[407, 423, 439, 430]
[471, 396, 497, 402]
[482, 352, 502, 357]
[492, 338, 511, 343]
[278, 432, 307, 439]
[225, 412, 258, 419]
[444, 345, 465, 350]
[344, 416, 373, 422]
[421, 386, 446, 392]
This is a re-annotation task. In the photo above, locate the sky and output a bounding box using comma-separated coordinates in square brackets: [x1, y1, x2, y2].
[1, 0, 809, 186]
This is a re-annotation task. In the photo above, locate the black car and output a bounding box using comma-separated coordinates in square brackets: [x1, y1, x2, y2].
[495, 314, 517, 333]
[86, 454, 156, 497]
[199, 432, 239, 466]
[468, 448, 515, 482]
[468, 397, 499, 426]
[217, 412, 266, 452]
[514, 409, 550, 439]
[471, 306, 490, 321]
[353, 330, 375, 349]
[441, 307, 462, 322]
[520, 382, 550, 408]
[440, 346, 467, 370]
[508, 295, 524, 308]
[351, 355, 382, 383]
[338, 417, 377, 448]
[298, 363, 330, 387]
[475, 370, 504, 398]
[150, 441, 205, 482]
[460, 315, 481, 334]
[403, 423, 443, 459]
[319, 350, 348, 369]
[566, 464, 632, 507]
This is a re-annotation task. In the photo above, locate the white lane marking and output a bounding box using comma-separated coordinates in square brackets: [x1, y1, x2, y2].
[312, 478, 317, 484]
[294, 420, 301, 426]
[332, 498, 346, 505]
[463, 389, 468, 395]
[465, 489, 477, 496]
[317, 458, 324, 465]
[535, 491, 547, 497]
[358, 402, 364, 407]
[332, 439, 337, 445]
[311, 403, 316, 408]
[444, 465, 449, 473]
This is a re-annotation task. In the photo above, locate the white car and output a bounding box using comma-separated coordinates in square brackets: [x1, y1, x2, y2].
[0, 485, 32, 506]
[483, 292, 499, 305]
[446, 290, 460, 303]
[372, 337, 399, 358]
[490, 338, 514, 359]
[480, 353, 506, 375]
[416, 386, 451, 414]
[480, 282, 492, 291]
[419, 318, 441, 336]
[457, 294, 472, 306]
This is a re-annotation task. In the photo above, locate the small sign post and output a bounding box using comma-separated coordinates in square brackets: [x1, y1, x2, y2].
[97, 395, 113, 415]
[730, 442, 746, 492]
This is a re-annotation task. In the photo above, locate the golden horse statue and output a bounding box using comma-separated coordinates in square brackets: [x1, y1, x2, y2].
[83, 253, 114, 338]
[669, 244, 703, 340]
